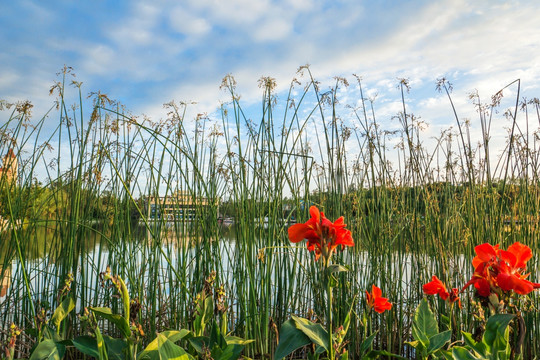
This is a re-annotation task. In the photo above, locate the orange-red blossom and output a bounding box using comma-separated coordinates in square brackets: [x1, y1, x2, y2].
[288, 206, 354, 263]
[423, 275, 461, 307]
[463, 242, 540, 297]
[366, 285, 393, 314]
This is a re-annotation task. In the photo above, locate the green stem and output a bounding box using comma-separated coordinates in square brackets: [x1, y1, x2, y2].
[326, 268, 334, 360]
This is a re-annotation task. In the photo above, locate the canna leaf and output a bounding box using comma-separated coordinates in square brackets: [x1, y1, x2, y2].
[274, 319, 311, 360]
[50, 297, 75, 333]
[89, 307, 131, 339]
[291, 315, 330, 351]
[29, 339, 65, 360]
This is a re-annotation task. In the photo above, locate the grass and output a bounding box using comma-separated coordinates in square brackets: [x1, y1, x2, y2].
[1, 66, 540, 358]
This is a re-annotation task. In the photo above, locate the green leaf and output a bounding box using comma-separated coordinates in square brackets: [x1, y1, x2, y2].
[89, 307, 131, 339]
[72, 335, 100, 358]
[441, 314, 451, 330]
[215, 344, 244, 360]
[339, 350, 348, 360]
[29, 339, 65, 360]
[414, 298, 438, 339]
[103, 335, 127, 360]
[51, 297, 75, 331]
[461, 331, 477, 349]
[274, 319, 311, 360]
[194, 294, 214, 336]
[452, 346, 482, 360]
[224, 335, 254, 346]
[435, 348, 454, 360]
[342, 296, 357, 335]
[41, 326, 62, 342]
[327, 264, 349, 274]
[411, 322, 429, 353]
[138, 331, 194, 360]
[427, 330, 451, 354]
[482, 313, 514, 357]
[359, 332, 377, 355]
[209, 321, 227, 349]
[93, 320, 108, 360]
[291, 315, 330, 351]
[364, 349, 408, 359]
[188, 336, 209, 355]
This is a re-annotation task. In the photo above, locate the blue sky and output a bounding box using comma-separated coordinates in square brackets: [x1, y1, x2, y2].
[2, 0, 540, 182]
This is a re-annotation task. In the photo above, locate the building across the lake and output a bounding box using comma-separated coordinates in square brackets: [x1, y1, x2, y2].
[0, 149, 17, 184]
[145, 190, 213, 221]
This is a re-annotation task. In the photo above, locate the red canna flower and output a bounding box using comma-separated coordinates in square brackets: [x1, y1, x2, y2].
[366, 285, 392, 314]
[423, 276, 450, 300]
[288, 206, 354, 262]
[496, 246, 540, 295]
[423, 276, 461, 307]
[463, 242, 540, 297]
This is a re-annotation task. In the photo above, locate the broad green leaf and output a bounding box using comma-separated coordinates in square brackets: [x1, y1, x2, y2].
[138, 331, 194, 360]
[224, 335, 254, 346]
[414, 299, 438, 339]
[435, 348, 454, 360]
[461, 331, 477, 349]
[29, 339, 65, 360]
[274, 319, 311, 360]
[188, 336, 209, 355]
[41, 326, 62, 342]
[215, 344, 244, 360]
[89, 307, 131, 338]
[452, 346, 482, 360]
[427, 330, 451, 354]
[51, 297, 75, 331]
[292, 315, 330, 351]
[209, 321, 227, 349]
[211, 344, 224, 359]
[103, 335, 127, 360]
[72, 335, 100, 358]
[411, 322, 429, 353]
[339, 350, 348, 360]
[482, 313, 514, 357]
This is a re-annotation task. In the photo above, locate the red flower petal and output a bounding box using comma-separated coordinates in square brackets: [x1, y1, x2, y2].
[507, 242, 532, 269]
[288, 223, 311, 243]
[423, 276, 449, 300]
[309, 206, 321, 223]
[475, 243, 498, 263]
[497, 273, 534, 295]
[366, 285, 392, 313]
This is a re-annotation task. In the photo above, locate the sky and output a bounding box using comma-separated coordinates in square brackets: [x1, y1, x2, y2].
[2, 0, 540, 185]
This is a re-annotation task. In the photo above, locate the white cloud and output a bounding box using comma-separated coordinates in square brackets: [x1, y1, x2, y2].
[169, 8, 211, 36]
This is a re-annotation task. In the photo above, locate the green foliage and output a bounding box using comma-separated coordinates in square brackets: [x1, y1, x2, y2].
[29, 339, 65, 360]
[406, 299, 451, 359]
[50, 297, 75, 332]
[451, 314, 514, 360]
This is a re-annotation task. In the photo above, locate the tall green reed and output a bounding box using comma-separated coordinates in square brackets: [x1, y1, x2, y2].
[1, 67, 540, 358]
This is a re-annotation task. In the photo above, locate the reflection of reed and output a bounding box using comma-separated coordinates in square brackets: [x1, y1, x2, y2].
[0, 266, 11, 297]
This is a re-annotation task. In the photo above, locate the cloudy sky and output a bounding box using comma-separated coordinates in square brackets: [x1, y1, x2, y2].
[2, 0, 540, 176]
